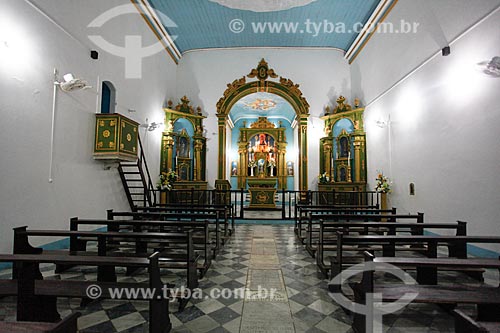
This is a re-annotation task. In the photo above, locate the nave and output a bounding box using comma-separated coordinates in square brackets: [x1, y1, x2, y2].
[1, 224, 497, 332]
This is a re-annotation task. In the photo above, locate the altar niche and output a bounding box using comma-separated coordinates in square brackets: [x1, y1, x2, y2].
[319, 96, 367, 192]
[160, 96, 208, 190]
[236, 117, 287, 190]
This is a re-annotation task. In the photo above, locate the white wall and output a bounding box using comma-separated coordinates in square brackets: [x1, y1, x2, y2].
[0, 0, 176, 252]
[176, 48, 352, 188]
[352, 0, 500, 250]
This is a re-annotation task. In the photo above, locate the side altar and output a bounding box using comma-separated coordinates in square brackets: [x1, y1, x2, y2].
[319, 96, 367, 193]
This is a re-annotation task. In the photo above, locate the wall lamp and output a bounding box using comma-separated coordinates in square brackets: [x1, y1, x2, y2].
[483, 56, 500, 77]
[140, 122, 163, 131]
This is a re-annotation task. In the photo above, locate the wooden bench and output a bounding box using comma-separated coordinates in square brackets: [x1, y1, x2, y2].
[108, 209, 226, 249]
[302, 208, 399, 254]
[13, 227, 198, 295]
[0, 312, 80, 333]
[454, 309, 500, 333]
[294, 204, 379, 236]
[317, 220, 466, 278]
[331, 232, 500, 281]
[0, 253, 171, 333]
[136, 204, 235, 235]
[349, 252, 500, 333]
[70, 217, 212, 277]
[295, 207, 396, 245]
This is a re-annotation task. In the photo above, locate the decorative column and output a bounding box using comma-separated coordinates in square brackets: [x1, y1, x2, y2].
[352, 135, 366, 183]
[238, 145, 247, 189]
[299, 116, 308, 191]
[161, 133, 175, 172]
[193, 139, 203, 181]
[323, 140, 333, 181]
[217, 115, 227, 180]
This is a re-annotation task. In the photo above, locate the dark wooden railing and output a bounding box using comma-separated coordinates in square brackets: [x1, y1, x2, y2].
[147, 189, 379, 220]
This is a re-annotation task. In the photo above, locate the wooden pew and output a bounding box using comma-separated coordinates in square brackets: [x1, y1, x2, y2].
[316, 221, 466, 278]
[136, 204, 235, 235]
[294, 204, 379, 236]
[0, 253, 171, 333]
[454, 309, 500, 333]
[69, 218, 212, 277]
[302, 208, 399, 254]
[349, 252, 500, 333]
[13, 227, 198, 295]
[0, 312, 80, 333]
[107, 209, 225, 250]
[331, 232, 500, 281]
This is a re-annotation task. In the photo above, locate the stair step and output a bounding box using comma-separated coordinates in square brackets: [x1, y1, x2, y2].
[122, 172, 141, 174]
[120, 163, 138, 166]
[128, 186, 146, 189]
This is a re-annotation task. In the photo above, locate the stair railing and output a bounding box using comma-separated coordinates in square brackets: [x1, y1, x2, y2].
[137, 135, 156, 206]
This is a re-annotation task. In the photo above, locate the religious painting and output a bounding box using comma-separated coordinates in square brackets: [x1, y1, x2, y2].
[176, 136, 189, 157]
[339, 136, 349, 158]
[176, 158, 190, 181]
[231, 161, 238, 176]
[286, 161, 294, 176]
[175, 128, 190, 158]
[339, 167, 347, 182]
[249, 133, 275, 154]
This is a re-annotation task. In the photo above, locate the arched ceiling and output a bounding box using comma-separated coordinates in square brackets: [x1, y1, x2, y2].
[229, 92, 296, 125]
[147, 0, 383, 54]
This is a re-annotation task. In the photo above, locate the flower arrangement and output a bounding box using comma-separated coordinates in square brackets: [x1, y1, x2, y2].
[375, 172, 392, 193]
[157, 170, 178, 190]
[268, 159, 276, 167]
[318, 172, 330, 184]
[248, 160, 257, 168]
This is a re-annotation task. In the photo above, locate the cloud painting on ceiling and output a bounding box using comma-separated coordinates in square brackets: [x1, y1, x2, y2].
[209, 0, 317, 12]
[229, 92, 296, 125]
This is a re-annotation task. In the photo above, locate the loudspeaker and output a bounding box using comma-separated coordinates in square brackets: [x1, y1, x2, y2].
[442, 46, 450, 56]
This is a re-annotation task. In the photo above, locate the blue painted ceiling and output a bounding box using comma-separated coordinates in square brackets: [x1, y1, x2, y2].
[229, 92, 296, 125]
[148, 0, 381, 53]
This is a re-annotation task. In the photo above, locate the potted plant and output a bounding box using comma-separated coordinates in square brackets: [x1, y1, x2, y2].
[318, 172, 330, 184]
[157, 170, 178, 191]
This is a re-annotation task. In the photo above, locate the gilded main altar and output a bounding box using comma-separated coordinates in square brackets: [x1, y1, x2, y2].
[236, 117, 287, 191]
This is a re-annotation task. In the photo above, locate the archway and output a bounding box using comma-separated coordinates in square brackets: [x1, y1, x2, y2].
[216, 59, 310, 190]
[100, 81, 116, 114]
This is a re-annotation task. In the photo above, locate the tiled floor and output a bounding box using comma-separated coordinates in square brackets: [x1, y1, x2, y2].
[0, 225, 498, 332]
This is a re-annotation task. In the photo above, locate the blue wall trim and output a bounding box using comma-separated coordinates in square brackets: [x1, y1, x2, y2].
[424, 230, 500, 258]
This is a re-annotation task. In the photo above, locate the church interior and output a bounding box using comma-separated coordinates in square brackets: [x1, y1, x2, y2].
[1, 0, 500, 332]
